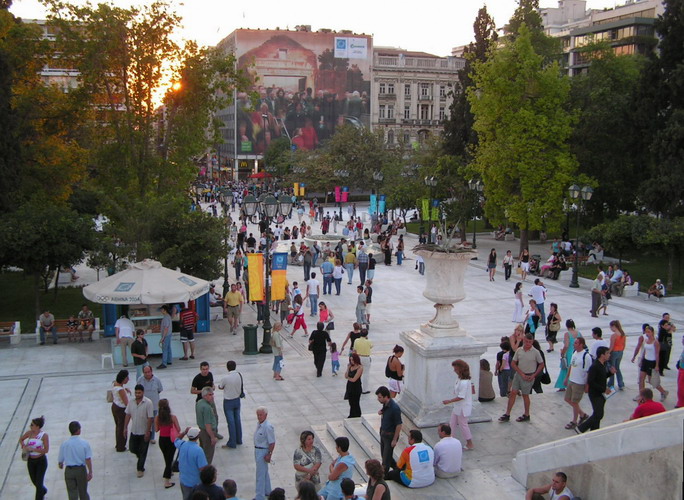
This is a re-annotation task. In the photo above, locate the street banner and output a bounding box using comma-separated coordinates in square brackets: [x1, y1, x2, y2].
[294, 182, 300, 196]
[431, 199, 440, 221]
[341, 187, 349, 202]
[335, 186, 341, 202]
[247, 253, 264, 302]
[369, 194, 377, 215]
[421, 198, 429, 221]
[270, 253, 288, 301]
[379, 195, 386, 214]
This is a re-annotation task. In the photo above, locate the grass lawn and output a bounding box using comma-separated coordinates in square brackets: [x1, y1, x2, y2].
[578, 252, 683, 295]
[0, 272, 102, 333]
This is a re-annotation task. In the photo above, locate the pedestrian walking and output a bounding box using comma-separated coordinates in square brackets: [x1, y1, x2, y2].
[254, 407, 276, 500]
[110, 369, 130, 452]
[19, 415, 49, 500]
[57, 421, 93, 500]
[124, 384, 154, 478]
[155, 399, 180, 489]
[443, 360, 475, 450]
[309, 322, 332, 377]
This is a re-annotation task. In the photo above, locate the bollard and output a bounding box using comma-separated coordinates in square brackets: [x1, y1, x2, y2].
[242, 324, 259, 355]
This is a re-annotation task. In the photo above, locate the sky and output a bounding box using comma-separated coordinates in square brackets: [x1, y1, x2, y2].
[10, 0, 620, 57]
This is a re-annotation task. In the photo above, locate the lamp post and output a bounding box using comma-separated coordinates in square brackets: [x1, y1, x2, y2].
[373, 171, 384, 217]
[334, 169, 349, 219]
[468, 179, 484, 250]
[568, 184, 593, 288]
[258, 194, 279, 353]
[423, 175, 438, 240]
[222, 190, 234, 297]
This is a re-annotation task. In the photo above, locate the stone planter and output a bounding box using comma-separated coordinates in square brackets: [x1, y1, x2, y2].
[399, 248, 489, 427]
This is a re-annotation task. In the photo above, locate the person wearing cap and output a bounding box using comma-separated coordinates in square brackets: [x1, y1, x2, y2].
[175, 427, 208, 500]
[646, 279, 665, 301]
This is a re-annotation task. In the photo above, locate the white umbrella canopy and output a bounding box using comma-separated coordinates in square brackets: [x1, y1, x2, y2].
[83, 259, 211, 304]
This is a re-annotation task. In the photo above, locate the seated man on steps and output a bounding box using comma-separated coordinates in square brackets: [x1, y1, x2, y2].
[526, 471, 573, 500]
[386, 429, 435, 488]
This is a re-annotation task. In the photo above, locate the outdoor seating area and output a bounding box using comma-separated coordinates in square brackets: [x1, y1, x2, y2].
[34, 318, 101, 343]
[0, 321, 21, 345]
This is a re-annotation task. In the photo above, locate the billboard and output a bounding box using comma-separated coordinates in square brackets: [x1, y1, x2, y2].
[229, 29, 372, 154]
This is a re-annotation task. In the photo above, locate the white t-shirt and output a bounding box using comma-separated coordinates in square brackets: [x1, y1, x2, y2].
[452, 378, 473, 417]
[115, 317, 135, 338]
[217, 371, 242, 400]
[307, 279, 320, 296]
[433, 436, 462, 475]
[550, 485, 573, 499]
[529, 285, 546, 304]
[590, 339, 609, 359]
[568, 349, 592, 385]
[402, 442, 435, 488]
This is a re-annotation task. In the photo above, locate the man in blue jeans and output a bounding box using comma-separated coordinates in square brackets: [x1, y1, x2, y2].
[157, 305, 173, 369]
[305, 272, 320, 317]
[320, 258, 334, 295]
[218, 361, 243, 449]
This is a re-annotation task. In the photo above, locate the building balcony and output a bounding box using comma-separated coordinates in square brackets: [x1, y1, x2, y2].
[378, 93, 397, 100]
[418, 95, 433, 101]
[378, 118, 397, 124]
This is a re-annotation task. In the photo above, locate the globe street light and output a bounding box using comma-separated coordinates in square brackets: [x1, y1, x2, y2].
[568, 184, 593, 288]
[468, 179, 484, 250]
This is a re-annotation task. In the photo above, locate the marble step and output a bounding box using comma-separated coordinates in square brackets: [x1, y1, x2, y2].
[324, 420, 370, 482]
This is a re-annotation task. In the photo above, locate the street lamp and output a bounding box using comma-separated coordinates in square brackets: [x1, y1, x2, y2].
[222, 190, 234, 296]
[278, 194, 292, 220]
[568, 184, 593, 288]
[372, 171, 384, 217]
[468, 179, 484, 250]
[423, 175, 438, 240]
[334, 169, 349, 219]
[259, 194, 279, 354]
[242, 194, 258, 221]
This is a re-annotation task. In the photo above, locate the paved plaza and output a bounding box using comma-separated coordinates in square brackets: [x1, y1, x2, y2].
[1, 207, 681, 500]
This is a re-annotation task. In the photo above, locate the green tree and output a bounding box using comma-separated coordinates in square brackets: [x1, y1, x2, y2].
[569, 45, 645, 221]
[468, 25, 578, 251]
[0, 203, 94, 318]
[505, 0, 560, 61]
[633, 0, 684, 218]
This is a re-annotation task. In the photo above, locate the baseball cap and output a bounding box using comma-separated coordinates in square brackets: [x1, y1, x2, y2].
[187, 427, 201, 439]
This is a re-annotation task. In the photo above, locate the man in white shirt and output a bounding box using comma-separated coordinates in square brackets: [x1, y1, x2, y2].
[433, 423, 462, 479]
[304, 272, 320, 317]
[563, 337, 592, 429]
[589, 327, 609, 359]
[124, 384, 154, 477]
[217, 361, 243, 449]
[387, 429, 435, 488]
[528, 279, 547, 325]
[115, 314, 136, 367]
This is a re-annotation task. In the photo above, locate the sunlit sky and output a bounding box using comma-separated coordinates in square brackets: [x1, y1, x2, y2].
[11, 0, 621, 57]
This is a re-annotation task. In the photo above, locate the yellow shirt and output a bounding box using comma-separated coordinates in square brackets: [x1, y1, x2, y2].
[344, 253, 357, 265]
[353, 337, 373, 356]
[225, 291, 243, 307]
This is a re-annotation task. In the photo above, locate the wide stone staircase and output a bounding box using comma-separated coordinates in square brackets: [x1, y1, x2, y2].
[313, 412, 527, 500]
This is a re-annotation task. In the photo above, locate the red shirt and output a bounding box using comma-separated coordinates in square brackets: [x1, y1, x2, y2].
[631, 399, 666, 419]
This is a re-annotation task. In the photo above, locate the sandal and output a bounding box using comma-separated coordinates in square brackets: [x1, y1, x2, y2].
[564, 421, 576, 429]
[498, 414, 510, 422]
[516, 414, 530, 422]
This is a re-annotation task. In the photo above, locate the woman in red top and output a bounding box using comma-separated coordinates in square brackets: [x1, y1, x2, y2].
[155, 399, 181, 489]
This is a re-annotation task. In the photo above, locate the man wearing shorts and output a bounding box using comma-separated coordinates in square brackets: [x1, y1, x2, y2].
[499, 334, 544, 422]
[179, 304, 198, 360]
[563, 337, 591, 430]
[225, 284, 243, 335]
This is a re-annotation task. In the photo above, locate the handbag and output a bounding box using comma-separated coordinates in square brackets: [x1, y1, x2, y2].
[239, 373, 246, 398]
[538, 366, 551, 385]
[21, 448, 29, 462]
[560, 357, 568, 371]
[106, 387, 113, 403]
[549, 321, 560, 332]
[326, 321, 335, 331]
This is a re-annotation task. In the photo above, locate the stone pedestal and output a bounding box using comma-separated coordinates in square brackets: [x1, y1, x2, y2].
[398, 248, 491, 427]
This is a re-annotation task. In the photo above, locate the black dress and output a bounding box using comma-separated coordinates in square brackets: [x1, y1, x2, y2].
[345, 367, 362, 418]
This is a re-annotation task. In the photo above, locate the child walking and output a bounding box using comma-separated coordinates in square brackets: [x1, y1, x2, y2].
[330, 342, 340, 376]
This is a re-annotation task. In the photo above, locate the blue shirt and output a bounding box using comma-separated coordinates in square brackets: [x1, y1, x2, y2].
[380, 399, 402, 434]
[320, 261, 333, 276]
[58, 436, 92, 466]
[175, 439, 208, 487]
[253, 420, 275, 448]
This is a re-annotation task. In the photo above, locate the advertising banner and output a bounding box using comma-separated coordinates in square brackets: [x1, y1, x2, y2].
[270, 253, 288, 301]
[369, 194, 377, 215]
[421, 198, 429, 221]
[247, 253, 264, 302]
[378, 194, 386, 215]
[334, 186, 341, 202]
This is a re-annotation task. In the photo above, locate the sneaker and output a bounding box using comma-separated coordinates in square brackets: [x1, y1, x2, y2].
[137, 471, 144, 478]
[661, 390, 669, 401]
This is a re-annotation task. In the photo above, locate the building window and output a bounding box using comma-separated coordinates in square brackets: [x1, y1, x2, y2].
[404, 83, 411, 96]
[404, 131, 410, 143]
[420, 83, 430, 96]
[439, 85, 446, 98]
[419, 104, 430, 120]
[379, 104, 386, 119]
[387, 130, 394, 144]
[387, 83, 395, 94]
[404, 105, 410, 119]
[439, 106, 445, 120]
[379, 83, 386, 94]
[387, 104, 394, 119]
[278, 49, 288, 59]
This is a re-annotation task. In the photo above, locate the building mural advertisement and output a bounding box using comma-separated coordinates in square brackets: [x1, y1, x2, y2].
[232, 29, 372, 154]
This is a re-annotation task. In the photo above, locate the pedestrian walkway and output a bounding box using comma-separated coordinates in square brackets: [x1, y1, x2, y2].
[1, 203, 681, 499]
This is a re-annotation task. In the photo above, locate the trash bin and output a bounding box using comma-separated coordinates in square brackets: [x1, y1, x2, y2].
[242, 324, 259, 355]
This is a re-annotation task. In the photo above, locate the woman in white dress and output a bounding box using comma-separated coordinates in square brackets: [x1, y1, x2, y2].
[443, 359, 474, 450]
[512, 282, 524, 323]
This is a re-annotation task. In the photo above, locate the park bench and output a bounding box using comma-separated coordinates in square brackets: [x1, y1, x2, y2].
[0, 321, 22, 345]
[568, 254, 590, 266]
[34, 318, 101, 344]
